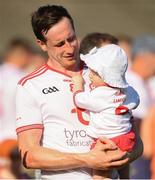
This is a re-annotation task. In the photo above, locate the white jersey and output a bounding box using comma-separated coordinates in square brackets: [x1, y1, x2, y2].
[0, 63, 26, 141]
[74, 85, 139, 139]
[16, 64, 92, 180]
[126, 70, 153, 119]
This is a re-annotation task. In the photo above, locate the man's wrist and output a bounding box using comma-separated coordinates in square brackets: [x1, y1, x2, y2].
[73, 152, 91, 169]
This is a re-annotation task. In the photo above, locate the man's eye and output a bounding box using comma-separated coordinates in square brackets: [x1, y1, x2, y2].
[68, 36, 76, 42]
[55, 41, 65, 47]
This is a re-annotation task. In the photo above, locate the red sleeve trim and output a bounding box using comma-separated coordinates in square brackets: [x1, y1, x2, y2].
[73, 90, 84, 107]
[16, 124, 44, 134]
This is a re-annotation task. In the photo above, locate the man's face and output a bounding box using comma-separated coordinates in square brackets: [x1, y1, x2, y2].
[38, 17, 79, 70]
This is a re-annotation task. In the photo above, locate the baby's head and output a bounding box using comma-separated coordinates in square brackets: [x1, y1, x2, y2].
[80, 44, 128, 88]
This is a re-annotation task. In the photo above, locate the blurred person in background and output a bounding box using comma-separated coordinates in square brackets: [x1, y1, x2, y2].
[0, 38, 33, 142]
[9, 146, 32, 179]
[0, 139, 17, 179]
[26, 49, 47, 73]
[126, 35, 155, 179]
[0, 139, 31, 179]
[150, 104, 155, 178]
[117, 34, 133, 68]
[148, 76, 155, 101]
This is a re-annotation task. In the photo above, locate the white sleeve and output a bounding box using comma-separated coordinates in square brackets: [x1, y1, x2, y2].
[123, 86, 140, 110]
[73, 88, 110, 112]
[16, 84, 43, 134]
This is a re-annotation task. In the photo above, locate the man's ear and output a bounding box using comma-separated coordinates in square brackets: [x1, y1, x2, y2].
[36, 39, 47, 52]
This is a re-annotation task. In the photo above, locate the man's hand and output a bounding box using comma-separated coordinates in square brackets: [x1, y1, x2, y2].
[83, 137, 129, 170]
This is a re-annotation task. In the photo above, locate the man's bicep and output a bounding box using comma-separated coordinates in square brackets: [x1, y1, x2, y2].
[18, 129, 43, 157]
[17, 128, 43, 168]
[16, 84, 43, 139]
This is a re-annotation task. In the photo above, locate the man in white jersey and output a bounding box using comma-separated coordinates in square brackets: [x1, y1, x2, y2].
[0, 38, 32, 141]
[16, 5, 143, 179]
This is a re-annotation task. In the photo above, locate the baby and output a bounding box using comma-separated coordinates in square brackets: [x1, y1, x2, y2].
[72, 44, 140, 179]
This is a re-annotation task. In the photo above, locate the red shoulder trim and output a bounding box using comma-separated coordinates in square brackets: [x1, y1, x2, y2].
[16, 124, 44, 134]
[45, 64, 71, 77]
[45, 62, 84, 78]
[18, 65, 47, 86]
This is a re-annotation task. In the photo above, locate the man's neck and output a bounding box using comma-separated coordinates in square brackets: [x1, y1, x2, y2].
[47, 59, 81, 76]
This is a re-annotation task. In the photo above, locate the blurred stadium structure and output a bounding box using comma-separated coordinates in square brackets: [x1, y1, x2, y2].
[0, 0, 155, 54]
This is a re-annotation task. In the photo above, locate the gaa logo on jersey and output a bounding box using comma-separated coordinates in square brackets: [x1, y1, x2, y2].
[42, 86, 59, 94]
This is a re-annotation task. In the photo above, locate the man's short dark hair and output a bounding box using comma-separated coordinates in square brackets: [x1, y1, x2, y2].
[31, 5, 74, 42]
[80, 32, 118, 54]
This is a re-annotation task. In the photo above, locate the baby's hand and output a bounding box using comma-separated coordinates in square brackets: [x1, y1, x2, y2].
[72, 75, 84, 85]
[71, 75, 85, 92]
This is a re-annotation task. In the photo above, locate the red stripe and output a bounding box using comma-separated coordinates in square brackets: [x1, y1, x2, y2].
[19, 66, 47, 86]
[19, 65, 46, 85]
[28, 65, 47, 76]
[21, 68, 47, 86]
[18, 65, 46, 85]
[16, 124, 43, 134]
[45, 64, 71, 77]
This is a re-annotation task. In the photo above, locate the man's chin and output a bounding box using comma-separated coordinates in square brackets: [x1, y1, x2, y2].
[64, 59, 77, 69]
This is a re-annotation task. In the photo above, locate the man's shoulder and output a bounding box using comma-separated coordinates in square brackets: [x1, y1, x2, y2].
[18, 65, 48, 86]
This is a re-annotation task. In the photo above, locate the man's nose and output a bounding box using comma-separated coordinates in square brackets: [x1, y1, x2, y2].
[65, 41, 74, 52]
[66, 41, 74, 48]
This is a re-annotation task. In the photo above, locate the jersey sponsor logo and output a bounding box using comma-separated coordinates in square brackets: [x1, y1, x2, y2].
[42, 86, 59, 94]
[64, 128, 92, 147]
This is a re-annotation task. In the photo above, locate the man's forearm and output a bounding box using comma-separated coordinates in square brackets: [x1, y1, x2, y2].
[22, 142, 129, 172]
[23, 146, 89, 171]
[18, 129, 129, 172]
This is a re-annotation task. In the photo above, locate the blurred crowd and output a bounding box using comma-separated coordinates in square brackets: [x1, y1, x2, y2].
[0, 33, 155, 179]
[0, 38, 47, 178]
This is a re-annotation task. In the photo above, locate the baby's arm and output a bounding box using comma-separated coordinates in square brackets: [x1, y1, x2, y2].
[71, 75, 85, 92]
